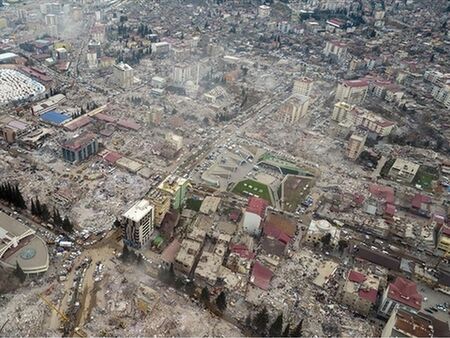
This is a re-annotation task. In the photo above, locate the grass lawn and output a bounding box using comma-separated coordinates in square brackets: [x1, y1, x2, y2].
[232, 179, 272, 204]
[413, 165, 439, 190]
[185, 198, 203, 211]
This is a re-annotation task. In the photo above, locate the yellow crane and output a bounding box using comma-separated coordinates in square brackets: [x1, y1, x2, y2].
[38, 294, 69, 322]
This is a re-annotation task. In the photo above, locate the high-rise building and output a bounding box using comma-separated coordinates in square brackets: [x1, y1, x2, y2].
[324, 40, 348, 60]
[113, 62, 134, 88]
[146, 189, 171, 227]
[332, 101, 353, 122]
[62, 132, 98, 164]
[158, 175, 189, 210]
[278, 95, 310, 123]
[347, 133, 366, 160]
[121, 199, 154, 248]
[335, 79, 369, 104]
[293, 77, 313, 97]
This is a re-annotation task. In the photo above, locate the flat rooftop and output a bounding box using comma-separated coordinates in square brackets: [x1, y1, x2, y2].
[123, 199, 153, 223]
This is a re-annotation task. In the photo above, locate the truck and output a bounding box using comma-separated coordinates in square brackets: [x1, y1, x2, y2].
[59, 241, 73, 248]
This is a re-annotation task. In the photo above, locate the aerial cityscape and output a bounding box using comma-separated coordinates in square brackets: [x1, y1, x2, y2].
[0, 0, 449, 336]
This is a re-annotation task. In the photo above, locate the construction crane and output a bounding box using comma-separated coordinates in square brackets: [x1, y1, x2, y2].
[38, 294, 69, 322]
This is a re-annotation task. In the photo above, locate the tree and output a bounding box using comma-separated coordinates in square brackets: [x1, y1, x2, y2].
[62, 217, 73, 232]
[14, 262, 26, 283]
[320, 233, 332, 248]
[41, 204, 50, 222]
[113, 218, 121, 228]
[337, 239, 348, 254]
[200, 287, 210, 305]
[290, 319, 303, 337]
[14, 185, 26, 209]
[253, 306, 269, 336]
[121, 244, 130, 262]
[53, 208, 63, 227]
[216, 291, 227, 312]
[31, 199, 36, 215]
[283, 322, 290, 337]
[35, 197, 42, 216]
[269, 313, 283, 337]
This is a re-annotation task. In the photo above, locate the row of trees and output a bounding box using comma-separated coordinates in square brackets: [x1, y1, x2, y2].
[30, 197, 74, 232]
[200, 287, 227, 312]
[249, 307, 304, 337]
[0, 182, 26, 209]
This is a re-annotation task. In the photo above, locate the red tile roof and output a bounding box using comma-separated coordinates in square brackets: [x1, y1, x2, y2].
[102, 151, 122, 164]
[411, 193, 432, 209]
[246, 197, 268, 218]
[263, 224, 291, 245]
[442, 226, 450, 236]
[230, 244, 255, 260]
[62, 132, 96, 151]
[343, 79, 369, 88]
[388, 277, 422, 310]
[369, 184, 395, 204]
[250, 261, 273, 290]
[348, 270, 366, 283]
[385, 203, 396, 216]
[359, 288, 377, 303]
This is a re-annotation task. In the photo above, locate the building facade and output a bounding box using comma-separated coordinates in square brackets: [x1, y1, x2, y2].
[292, 77, 313, 97]
[347, 133, 366, 160]
[121, 199, 154, 248]
[340, 270, 380, 316]
[113, 62, 134, 88]
[158, 175, 189, 210]
[279, 95, 310, 123]
[62, 132, 98, 164]
[378, 277, 422, 318]
[335, 79, 369, 104]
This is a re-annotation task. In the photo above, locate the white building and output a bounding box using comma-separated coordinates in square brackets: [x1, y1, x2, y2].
[293, 77, 313, 97]
[243, 197, 268, 236]
[113, 62, 134, 88]
[305, 219, 340, 246]
[258, 5, 271, 18]
[121, 200, 154, 248]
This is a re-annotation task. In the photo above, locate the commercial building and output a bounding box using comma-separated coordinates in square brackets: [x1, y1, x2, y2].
[340, 269, 380, 316]
[278, 95, 310, 123]
[243, 197, 268, 236]
[158, 175, 189, 210]
[378, 277, 422, 318]
[61, 132, 98, 164]
[347, 133, 366, 160]
[335, 79, 369, 104]
[146, 189, 171, 227]
[388, 159, 420, 183]
[121, 199, 154, 248]
[292, 77, 313, 97]
[0, 212, 49, 274]
[152, 41, 171, 55]
[113, 62, 134, 88]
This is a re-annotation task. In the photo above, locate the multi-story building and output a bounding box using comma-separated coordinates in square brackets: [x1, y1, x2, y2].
[243, 197, 268, 236]
[332, 101, 353, 122]
[388, 159, 420, 184]
[152, 41, 171, 55]
[354, 110, 396, 137]
[436, 225, 450, 255]
[278, 95, 310, 123]
[324, 40, 348, 61]
[347, 133, 366, 160]
[62, 132, 98, 164]
[146, 188, 171, 227]
[335, 79, 369, 104]
[378, 277, 422, 318]
[293, 77, 313, 97]
[121, 199, 154, 248]
[258, 5, 271, 17]
[431, 85, 450, 108]
[113, 62, 134, 88]
[158, 175, 189, 210]
[340, 269, 380, 316]
[174, 227, 206, 275]
[172, 63, 198, 85]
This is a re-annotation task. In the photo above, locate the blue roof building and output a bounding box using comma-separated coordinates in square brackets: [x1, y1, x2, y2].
[40, 111, 72, 126]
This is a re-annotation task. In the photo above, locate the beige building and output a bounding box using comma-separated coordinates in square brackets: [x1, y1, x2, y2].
[113, 62, 134, 88]
[335, 79, 369, 104]
[381, 308, 435, 338]
[324, 40, 348, 60]
[146, 189, 171, 227]
[293, 77, 313, 97]
[279, 95, 310, 123]
[347, 133, 366, 160]
[332, 101, 353, 122]
[340, 269, 380, 316]
[388, 159, 420, 183]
